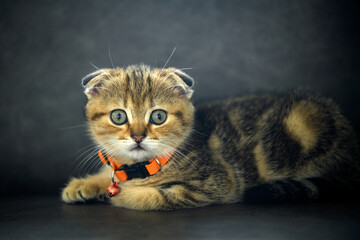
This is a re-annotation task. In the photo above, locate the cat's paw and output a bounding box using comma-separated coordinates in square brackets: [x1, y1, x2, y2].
[61, 178, 107, 203]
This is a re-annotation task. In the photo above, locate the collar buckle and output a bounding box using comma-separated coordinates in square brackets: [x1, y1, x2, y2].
[117, 161, 150, 180]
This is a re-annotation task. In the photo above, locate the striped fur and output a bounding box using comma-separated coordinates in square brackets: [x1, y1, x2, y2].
[62, 65, 360, 210]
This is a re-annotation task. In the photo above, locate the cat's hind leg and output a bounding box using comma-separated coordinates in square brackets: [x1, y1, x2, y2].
[242, 178, 339, 203]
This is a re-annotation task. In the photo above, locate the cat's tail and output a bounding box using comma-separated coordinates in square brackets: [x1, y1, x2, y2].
[242, 177, 357, 203]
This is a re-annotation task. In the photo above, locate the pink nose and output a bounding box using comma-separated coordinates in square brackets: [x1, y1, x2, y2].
[132, 135, 145, 143]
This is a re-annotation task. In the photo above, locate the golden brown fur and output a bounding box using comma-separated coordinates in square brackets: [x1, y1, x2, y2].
[62, 65, 360, 210]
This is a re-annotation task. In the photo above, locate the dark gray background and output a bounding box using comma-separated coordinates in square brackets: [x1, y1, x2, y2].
[0, 0, 359, 196]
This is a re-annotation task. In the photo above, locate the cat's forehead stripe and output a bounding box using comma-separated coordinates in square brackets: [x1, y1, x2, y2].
[114, 69, 154, 109]
[93, 66, 187, 110]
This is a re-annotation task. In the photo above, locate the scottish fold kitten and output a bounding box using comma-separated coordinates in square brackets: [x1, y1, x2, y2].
[62, 65, 360, 210]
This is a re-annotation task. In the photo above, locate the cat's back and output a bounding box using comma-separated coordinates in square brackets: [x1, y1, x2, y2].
[192, 91, 360, 185]
[193, 94, 277, 139]
[194, 90, 354, 143]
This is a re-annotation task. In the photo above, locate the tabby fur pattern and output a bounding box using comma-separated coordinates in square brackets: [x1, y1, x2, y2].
[61, 65, 360, 210]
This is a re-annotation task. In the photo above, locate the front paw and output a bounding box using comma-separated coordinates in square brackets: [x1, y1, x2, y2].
[61, 178, 107, 203]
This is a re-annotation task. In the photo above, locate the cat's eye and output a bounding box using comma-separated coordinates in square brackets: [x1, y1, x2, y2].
[150, 110, 167, 125]
[110, 109, 128, 125]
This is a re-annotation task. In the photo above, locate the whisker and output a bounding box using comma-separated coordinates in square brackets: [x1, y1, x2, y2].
[108, 46, 116, 69]
[78, 151, 100, 176]
[72, 145, 99, 164]
[72, 143, 98, 157]
[72, 144, 100, 168]
[156, 45, 178, 87]
[190, 129, 209, 137]
[89, 61, 101, 70]
[57, 123, 88, 130]
[178, 67, 194, 71]
[154, 142, 193, 166]
[162, 45, 177, 69]
[83, 154, 103, 175]
[88, 160, 103, 175]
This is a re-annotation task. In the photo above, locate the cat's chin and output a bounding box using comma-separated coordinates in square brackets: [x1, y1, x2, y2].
[102, 142, 174, 162]
[126, 149, 156, 162]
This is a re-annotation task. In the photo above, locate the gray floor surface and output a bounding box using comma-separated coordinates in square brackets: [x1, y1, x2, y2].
[1, 196, 359, 239]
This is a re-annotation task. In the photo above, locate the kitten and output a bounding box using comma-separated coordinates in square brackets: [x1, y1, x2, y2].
[62, 65, 360, 210]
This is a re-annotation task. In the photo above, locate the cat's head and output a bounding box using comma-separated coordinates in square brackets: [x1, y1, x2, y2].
[82, 65, 195, 163]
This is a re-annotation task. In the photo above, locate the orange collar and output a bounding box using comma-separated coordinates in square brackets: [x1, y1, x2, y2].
[98, 150, 173, 181]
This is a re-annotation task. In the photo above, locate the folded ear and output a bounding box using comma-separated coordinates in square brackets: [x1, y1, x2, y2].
[81, 69, 110, 98]
[173, 70, 194, 99]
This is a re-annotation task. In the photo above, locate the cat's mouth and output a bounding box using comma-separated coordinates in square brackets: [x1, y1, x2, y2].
[131, 145, 146, 151]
